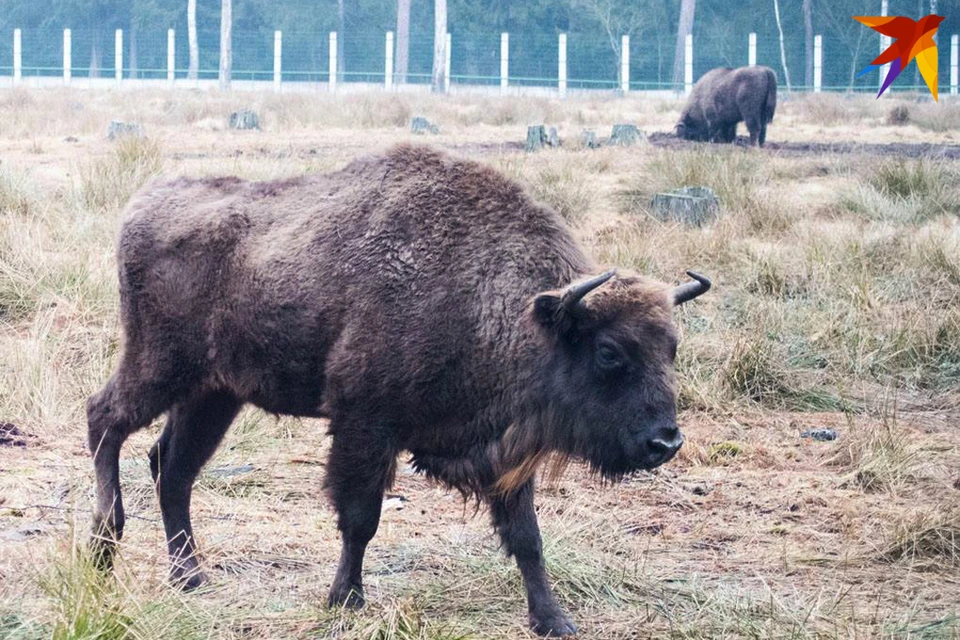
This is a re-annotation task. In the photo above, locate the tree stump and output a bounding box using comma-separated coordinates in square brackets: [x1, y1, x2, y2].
[526, 125, 560, 151]
[650, 186, 720, 226]
[229, 109, 261, 130]
[580, 130, 601, 149]
[411, 116, 439, 134]
[106, 121, 144, 141]
[609, 124, 643, 146]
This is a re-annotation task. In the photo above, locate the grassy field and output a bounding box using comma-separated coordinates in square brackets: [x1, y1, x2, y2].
[0, 88, 958, 639]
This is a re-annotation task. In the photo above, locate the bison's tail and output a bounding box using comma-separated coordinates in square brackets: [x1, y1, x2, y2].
[764, 69, 778, 124]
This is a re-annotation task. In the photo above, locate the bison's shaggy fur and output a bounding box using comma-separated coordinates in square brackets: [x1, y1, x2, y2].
[87, 144, 707, 636]
[677, 65, 778, 146]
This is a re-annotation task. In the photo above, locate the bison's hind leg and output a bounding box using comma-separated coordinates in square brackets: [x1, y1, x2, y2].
[149, 390, 241, 590]
[88, 370, 179, 570]
[745, 115, 762, 147]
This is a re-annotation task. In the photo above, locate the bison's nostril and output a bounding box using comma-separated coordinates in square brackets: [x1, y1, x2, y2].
[648, 432, 684, 457]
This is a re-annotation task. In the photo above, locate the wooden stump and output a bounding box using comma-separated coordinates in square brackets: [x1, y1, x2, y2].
[526, 125, 560, 151]
[650, 186, 720, 226]
[411, 116, 439, 134]
[580, 130, 601, 149]
[229, 110, 261, 130]
[106, 121, 144, 141]
[609, 124, 643, 146]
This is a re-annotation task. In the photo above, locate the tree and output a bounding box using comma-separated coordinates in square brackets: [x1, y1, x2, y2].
[395, 0, 411, 84]
[816, 0, 870, 89]
[188, 0, 198, 80]
[570, 0, 650, 90]
[219, 0, 232, 89]
[773, 0, 791, 91]
[432, 0, 446, 91]
[803, 0, 813, 88]
[337, 0, 345, 81]
[673, 0, 695, 87]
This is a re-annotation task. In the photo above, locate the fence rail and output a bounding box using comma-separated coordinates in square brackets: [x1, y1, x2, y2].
[2, 27, 958, 96]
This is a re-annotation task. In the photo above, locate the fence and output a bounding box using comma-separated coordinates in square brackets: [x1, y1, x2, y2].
[2, 27, 958, 96]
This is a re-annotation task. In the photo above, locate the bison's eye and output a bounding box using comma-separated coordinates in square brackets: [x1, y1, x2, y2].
[596, 342, 625, 372]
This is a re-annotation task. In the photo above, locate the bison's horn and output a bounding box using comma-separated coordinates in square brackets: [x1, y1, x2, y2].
[561, 270, 616, 312]
[673, 271, 712, 306]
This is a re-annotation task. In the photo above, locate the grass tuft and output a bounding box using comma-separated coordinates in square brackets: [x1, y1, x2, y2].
[829, 401, 919, 492]
[876, 507, 960, 570]
[0, 168, 34, 216]
[886, 105, 910, 126]
[80, 136, 163, 213]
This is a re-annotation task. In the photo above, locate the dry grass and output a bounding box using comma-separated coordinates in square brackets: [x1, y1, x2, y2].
[875, 506, 960, 570]
[0, 88, 958, 639]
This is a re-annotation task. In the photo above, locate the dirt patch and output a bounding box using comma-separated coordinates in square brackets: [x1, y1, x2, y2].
[647, 131, 960, 158]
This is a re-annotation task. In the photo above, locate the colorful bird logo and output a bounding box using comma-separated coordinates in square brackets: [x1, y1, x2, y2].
[854, 14, 944, 101]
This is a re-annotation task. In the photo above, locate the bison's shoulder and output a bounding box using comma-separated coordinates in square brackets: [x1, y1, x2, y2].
[117, 175, 257, 269]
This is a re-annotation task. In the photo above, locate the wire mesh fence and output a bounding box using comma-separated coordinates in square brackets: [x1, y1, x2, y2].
[2, 26, 958, 95]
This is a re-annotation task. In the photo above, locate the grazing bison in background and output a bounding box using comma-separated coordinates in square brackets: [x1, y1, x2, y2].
[676, 65, 777, 146]
[87, 144, 710, 636]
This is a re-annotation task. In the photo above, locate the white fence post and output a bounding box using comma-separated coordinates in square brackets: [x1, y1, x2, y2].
[444, 32, 451, 92]
[273, 30, 282, 92]
[167, 29, 175, 84]
[329, 31, 337, 93]
[500, 32, 509, 94]
[748, 32, 756, 66]
[385, 31, 394, 90]
[115, 29, 123, 83]
[13, 29, 21, 83]
[814, 35, 822, 93]
[620, 34, 629, 94]
[684, 33, 693, 95]
[63, 29, 71, 85]
[558, 33, 567, 98]
[952, 34, 958, 96]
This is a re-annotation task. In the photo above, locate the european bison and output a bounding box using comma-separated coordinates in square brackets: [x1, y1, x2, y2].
[88, 144, 710, 636]
[676, 65, 777, 146]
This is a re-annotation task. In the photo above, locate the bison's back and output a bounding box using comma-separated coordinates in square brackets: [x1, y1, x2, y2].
[114, 145, 591, 432]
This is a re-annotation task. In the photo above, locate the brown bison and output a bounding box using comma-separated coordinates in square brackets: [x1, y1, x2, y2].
[676, 65, 777, 146]
[88, 144, 710, 636]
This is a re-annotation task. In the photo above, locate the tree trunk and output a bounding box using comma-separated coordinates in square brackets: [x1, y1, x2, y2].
[432, 0, 447, 91]
[337, 0, 345, 81]
[672, 0, 695, 86]
[774, 0, 792, 91]
[129, 23, 138, 79]
[188, 0, 199, 80]
[803, 0, 813, 88]
[219, 0, 232, 89]
[395, 0, 411, 84]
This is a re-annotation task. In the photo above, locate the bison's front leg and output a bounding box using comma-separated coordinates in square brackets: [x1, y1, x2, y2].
[491, 480, 576, 637]
[324, 428, 396, 609]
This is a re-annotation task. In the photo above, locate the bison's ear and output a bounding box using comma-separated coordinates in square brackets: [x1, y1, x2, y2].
[533, 292, 565, 330]
[533, 270, 616, 333]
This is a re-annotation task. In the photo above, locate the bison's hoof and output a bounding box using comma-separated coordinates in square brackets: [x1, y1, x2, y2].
[171, 568, 209, 592]
[530, 611, 578, 637]
[327, 583, 365, 610]
[89, 533, 118, 572]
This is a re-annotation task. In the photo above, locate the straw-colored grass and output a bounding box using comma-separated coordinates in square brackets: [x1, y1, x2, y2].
[0, 88, 957, 639]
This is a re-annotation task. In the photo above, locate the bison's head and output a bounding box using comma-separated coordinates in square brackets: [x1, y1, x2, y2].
[530, 270, 710, 479]
[675, 114, 707, 141]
